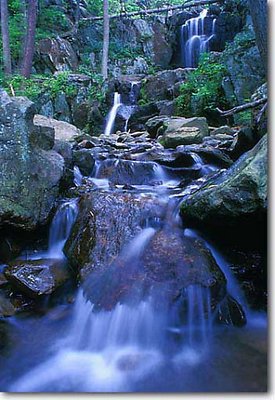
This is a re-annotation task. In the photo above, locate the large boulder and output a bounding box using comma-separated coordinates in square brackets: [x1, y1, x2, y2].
[0, 91, 65, 230]
[180, 135, 267, 227]
[64, 191, 164, 279]
[4, 259, 70, 298]
[158, 117, 209, 148]
[34, 114, 81, 142]
[80, 227, 228, 316]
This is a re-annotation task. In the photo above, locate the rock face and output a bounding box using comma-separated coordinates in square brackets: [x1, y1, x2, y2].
[180, 135, 267, 226]
[35, 37, 79, 73]
[0, 91, 65, 230]
[4, 259, 70, 298]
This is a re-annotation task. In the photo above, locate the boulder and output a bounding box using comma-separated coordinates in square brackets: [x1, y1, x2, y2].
[163, 117, 209, 137]
[73, 149, 95, 176]
[80, 227, 227, 314]
[0, 91, 65, 230]
[34, 114, 81, 142]
[180, 135, 267, 227]
[160, 127, 203, 148]
[64, 191, 164, 279]
[4, 259, 70, 298]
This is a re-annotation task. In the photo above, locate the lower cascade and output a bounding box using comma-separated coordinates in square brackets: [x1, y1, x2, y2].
[2, 139, 266, 392]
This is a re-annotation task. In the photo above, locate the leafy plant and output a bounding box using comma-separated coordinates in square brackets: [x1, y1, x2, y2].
[175, 53, 227, 117]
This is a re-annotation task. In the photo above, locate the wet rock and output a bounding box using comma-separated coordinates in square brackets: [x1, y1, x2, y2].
[0, 236, 22, 263]
[96, 159, 161, 185]
[0, 292, 15, 317]
[81, 227, 227, 312]
[210, 126, 235, 136]
[180, 135, 267, 227]
[73, 149, 95, 176]
[0, 91, 65, 231]
[4, 259, 70, 298]
[176, 144, 233, 168]
[217, 295, 246, 327]
[64, 191, 164, 279]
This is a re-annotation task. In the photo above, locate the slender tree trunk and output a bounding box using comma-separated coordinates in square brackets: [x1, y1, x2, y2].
[1, 0, 12, 74]
[21, 0, 38, 78]
[101, 0, 109, 79]
[76, 0, 81, 28]
[248, 0, 268, 74]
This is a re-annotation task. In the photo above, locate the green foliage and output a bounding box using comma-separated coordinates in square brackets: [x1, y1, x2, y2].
[175, 53, 227, 117]
[36, 3, 70, 40]
[0, 72, 78, 101]
[223, 27, 256, 57]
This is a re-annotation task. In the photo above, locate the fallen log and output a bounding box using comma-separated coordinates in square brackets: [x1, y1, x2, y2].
[216, 97, 267, 117]
[83, 0, 222, 22]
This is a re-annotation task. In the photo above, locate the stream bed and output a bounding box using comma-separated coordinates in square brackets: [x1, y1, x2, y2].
[0, 134, 267, 393]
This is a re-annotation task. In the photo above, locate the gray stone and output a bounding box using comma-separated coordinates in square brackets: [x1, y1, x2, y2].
[0, 91, 65, 231]
[180, 135, 267, 226]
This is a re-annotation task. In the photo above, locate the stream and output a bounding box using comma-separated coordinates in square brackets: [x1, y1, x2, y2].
[0, 137, 267, 392]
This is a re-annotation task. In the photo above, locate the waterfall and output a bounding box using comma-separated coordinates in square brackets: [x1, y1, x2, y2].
[181, 9, 216, 67]
[73, 166, 83, 187]
[104, 92, 122, 136]
[47, 199, 78, 259]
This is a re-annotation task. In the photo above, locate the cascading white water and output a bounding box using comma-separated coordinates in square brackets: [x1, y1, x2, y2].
[11, 225, 215, 392]
[73, 166, 83, 187]
[21, 199, 78, 260]
[47, 199, 78, 259]
[104, 92, 122, 136]
[190, 152, 218, 176]
[181, 9, 216, 67]
[119, 81, 140, 132]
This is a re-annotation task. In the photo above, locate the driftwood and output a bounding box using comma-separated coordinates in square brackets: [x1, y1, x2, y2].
[216, 97, 267, 117]
[83, 0, 221, 22]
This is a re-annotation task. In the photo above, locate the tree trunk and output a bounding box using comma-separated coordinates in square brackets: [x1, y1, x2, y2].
[101, 0, 109, 79]
[0, 0, 12, 74]
[248, 0, 268, 74]
[21, 0, 38, 78]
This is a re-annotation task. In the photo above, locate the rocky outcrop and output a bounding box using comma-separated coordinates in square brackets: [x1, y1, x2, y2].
[0, 90, 65, 231]
[34, 37, 79, 74]
[180, 134, 267, 227]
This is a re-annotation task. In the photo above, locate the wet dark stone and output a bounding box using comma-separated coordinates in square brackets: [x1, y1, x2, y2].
[4, 259, 70, 299]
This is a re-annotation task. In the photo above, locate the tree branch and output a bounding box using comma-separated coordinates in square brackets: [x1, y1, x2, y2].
[216, 98, 267, 117]
[83, 0, 222, 22]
